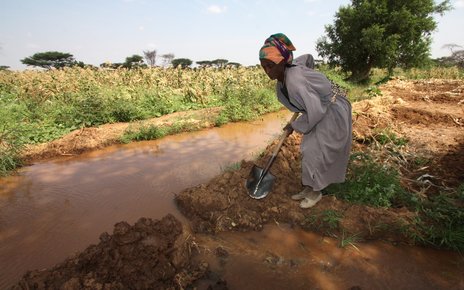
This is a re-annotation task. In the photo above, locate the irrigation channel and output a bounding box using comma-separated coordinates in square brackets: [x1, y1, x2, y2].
[0, 110, 462, 290]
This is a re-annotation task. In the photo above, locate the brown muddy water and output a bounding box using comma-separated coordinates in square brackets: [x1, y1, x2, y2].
[0, 110, 463, 290]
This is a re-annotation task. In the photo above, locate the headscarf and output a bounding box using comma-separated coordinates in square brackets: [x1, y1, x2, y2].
[259, 33, 296, 64]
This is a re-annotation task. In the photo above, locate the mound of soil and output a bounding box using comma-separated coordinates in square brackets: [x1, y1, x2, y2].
[175, 133, 413, 242]
[11, 214, 208, 290]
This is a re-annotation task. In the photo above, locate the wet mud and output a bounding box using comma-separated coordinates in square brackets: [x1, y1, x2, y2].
[11, 215, 209, 290]
[175, 134, 414, 242]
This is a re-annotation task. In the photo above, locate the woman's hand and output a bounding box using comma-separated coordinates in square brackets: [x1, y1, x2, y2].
[283, 123, 294, 134]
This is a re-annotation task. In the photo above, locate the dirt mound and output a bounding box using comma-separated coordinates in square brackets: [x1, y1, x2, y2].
[11, 214, 208, 290]
[175, 134, 413, 242]
[21, 108, 221, 163]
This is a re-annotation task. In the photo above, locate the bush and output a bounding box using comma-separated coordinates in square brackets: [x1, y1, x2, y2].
[325, 153, 405, 208]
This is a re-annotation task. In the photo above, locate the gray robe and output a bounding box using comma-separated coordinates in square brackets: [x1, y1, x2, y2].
[276, 55, 352, 191]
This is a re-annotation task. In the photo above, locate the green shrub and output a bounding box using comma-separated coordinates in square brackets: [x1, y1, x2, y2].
[325, 153, 405, 207]
[216, 88, 280, 124]
[407, 193, 464, 250]
[120, 124, 166, 143]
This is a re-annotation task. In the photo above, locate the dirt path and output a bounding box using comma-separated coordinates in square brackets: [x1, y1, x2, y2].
[11, 79, 464, 289]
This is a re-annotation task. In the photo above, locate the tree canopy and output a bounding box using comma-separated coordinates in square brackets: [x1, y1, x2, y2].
[172, 58, 193, 68]
[21, 51, 82, 69]
[435, 44, 464, 68]
[123, 54, 146, 69]
[316, 0, 452, 82]
[211, 59, 228, 68]
[196, 60, 213, 67]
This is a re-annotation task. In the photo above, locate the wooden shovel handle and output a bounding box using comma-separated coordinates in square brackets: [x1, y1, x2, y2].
[259, 112, 299, 177]
[270, 112, 299, 158]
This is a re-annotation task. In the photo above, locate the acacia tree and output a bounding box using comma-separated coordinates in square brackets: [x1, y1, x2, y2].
[172, 58, 192, 68]
[160, 53, 175, 67]
[21, 51, 81, 69]
[211, 59, 228, 68]
[143, 50, 157, 67]
[123, 54, 146, 69]
[196, 60, 213, 68]
[316, 0, 451, 82]
[436, 44, 464, 68]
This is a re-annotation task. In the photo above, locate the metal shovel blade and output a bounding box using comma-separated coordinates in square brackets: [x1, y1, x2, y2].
[246, 165, 276, 199]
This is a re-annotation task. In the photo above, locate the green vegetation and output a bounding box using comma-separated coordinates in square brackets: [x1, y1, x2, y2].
[405, 190, 464, 251]
[316, 0, 451, 82]
[0, 66, 276, 175]
[325, 153, 405, 208]
[221, 162, 242, 172]
[120, 121, 203, 144]
[21, 51, 84, 69]
[215, 88, 281, 125]
[302, 209, 343, 236]
[324, 140, 463, 250]
[339, 231, 361, 249]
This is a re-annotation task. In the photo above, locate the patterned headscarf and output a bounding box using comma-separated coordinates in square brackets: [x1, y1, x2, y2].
[259, 33, 296, 64]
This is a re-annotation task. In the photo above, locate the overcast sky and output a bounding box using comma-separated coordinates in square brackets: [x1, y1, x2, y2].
[1, 0, 464, 70]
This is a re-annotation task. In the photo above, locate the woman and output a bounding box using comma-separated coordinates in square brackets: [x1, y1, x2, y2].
[259, 33, 352, 208]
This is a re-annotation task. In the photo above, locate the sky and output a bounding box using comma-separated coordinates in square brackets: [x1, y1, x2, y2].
[1, 0, 464, 70]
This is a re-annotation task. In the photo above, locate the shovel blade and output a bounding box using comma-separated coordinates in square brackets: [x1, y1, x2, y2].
[246, 165, 276, 199]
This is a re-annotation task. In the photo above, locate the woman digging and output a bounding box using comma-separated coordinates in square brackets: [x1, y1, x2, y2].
[259, 33, 352, 208]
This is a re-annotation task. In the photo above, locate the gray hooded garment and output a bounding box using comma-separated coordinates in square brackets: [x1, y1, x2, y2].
[276, 54, 352, 191]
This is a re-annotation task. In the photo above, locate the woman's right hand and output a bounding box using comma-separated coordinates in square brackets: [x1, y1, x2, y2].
[283, 123, 294, 134]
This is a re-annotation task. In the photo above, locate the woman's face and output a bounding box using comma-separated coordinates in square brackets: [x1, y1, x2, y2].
[260, 59, 285, 81]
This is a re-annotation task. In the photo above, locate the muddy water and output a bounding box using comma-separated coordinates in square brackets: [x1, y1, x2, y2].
[0, 111, 291, 288]
[0, 110, 463, 289]
[197, 224, 464, 290]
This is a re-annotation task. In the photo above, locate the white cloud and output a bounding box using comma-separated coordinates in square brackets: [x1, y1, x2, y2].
[207, 5, 227, 14]
[146, 43, 157, 49]
[455, 0, 464, 8]
[27, 43, 40, 49]
[307, 10, 316, 16]
[139, 26, 145, 31]
[304, 0, 319, 3]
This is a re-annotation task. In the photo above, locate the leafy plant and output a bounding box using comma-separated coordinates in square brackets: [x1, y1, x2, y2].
[221, 162, 241, 172]
[322, 209, 343, 232]
[339, 230, 361, 249]
[373, 129, 408, 146]
[404, 193, 464, 251]
[325, 153, 404, 208]
[365, 86, 382, 98]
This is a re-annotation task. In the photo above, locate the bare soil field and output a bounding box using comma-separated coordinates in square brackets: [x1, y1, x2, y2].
[11, 79, 464, 289]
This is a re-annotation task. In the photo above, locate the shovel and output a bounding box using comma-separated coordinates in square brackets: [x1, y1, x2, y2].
[246, 112, 299, 199]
